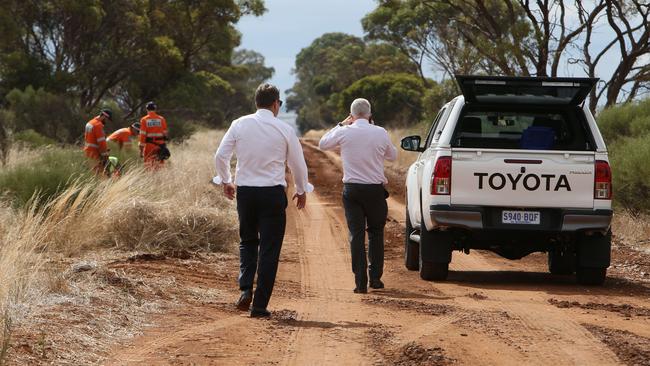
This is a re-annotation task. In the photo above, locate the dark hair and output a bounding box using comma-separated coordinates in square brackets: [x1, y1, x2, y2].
[255, 83, 280, 108]
[146, 101, 157, 111]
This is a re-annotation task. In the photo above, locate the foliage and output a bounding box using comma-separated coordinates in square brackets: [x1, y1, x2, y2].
[5, 87, 84, 143]
[0, 148, 91, 207]
[166, 119, 198, 144]
[286, 33, 419, 132]
[0, 111, 14, 166]
[13, 129, 57, 148]
[598, 98, 650, 144]
[0, 0, 271, 141]
[337, 73, 427, 128]
[422, 79, 459, 120]
[608, 134, 650, 213]
[363, 0, 650, 112]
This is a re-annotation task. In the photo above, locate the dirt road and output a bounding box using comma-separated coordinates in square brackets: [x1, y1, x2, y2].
[106, 142, 650, 365]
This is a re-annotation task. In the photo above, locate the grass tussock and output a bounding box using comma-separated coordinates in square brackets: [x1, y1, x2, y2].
[0, 129, 237, 363]
[612, 211, 650, 252]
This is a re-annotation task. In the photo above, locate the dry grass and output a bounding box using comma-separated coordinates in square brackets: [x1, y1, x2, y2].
[386, 127, 419, 175]
[302, 129, 327, 140]
[0, 129, 237, 364]
[612, 211, 650, 253]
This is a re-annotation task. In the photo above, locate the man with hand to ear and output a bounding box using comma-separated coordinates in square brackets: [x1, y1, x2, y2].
[213, 83, 313, 318]
[318, 98, 397, 294]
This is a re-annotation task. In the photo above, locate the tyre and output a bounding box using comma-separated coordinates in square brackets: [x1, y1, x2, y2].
[404, 206, 419, 271]
[576, 266, 607, 285]
[419, 260, 449, 281]
[419, 226, 452, 281]
[575, 231, 610, 286]
[548, 247, 575, 275]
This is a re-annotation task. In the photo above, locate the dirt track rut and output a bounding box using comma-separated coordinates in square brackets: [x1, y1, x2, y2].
[106, 141, 650, 365]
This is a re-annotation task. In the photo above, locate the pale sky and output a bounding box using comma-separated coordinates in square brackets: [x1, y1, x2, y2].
[236, 0, 376, 100]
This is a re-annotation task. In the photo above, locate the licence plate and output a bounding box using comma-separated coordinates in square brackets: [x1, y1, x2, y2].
[502, 210, 540, 225]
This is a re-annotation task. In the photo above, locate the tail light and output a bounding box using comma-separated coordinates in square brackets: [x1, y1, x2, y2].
[431, 156, 452, 195]
[594, 160, 612, 200]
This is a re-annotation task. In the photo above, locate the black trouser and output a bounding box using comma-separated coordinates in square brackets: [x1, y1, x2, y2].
[342, 183, 388, 290]
[236, 186, 288, 310]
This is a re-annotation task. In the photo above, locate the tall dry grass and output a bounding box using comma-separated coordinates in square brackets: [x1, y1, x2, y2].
[612, 211, 650, 252]
[0, 129, 236, 363]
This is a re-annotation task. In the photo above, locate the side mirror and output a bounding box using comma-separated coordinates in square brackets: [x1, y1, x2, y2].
[401, 135, 424, 152]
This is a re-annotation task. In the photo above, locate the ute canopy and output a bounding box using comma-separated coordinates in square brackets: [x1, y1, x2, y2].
[455, 75, 598, 106]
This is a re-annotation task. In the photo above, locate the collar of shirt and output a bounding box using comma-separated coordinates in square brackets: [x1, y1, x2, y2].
[353, 118, 370, 126]
[255, 109, 275, 119]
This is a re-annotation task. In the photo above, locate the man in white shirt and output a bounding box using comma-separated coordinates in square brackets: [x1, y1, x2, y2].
[319, 98, 397, 293]
[214, 83, 313, 317]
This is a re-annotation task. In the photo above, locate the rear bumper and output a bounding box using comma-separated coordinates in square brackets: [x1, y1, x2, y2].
[429, 204, 612, 232]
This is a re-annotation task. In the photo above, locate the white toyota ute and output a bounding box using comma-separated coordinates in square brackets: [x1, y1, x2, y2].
[401, 75, 613, 285]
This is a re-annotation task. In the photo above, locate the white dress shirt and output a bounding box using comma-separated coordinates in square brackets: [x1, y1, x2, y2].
[214, 109, 314, 194]
[319, 119, 397, 184]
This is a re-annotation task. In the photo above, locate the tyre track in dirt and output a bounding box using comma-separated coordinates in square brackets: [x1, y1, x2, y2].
[105, 140, 650, 365]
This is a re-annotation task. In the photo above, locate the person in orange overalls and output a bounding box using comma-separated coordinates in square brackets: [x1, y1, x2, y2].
[84, 109, 112, 174]
[139, 102, 169, 168]
[108, 122, 140, 150]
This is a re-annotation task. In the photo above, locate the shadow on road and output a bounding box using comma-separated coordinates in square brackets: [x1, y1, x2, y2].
[445, 270, 650, 297]
[370, 288, 453, 301]
[274, 318, 373, 330]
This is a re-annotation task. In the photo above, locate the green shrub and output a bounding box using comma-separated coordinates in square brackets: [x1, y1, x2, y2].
[0, 147, 91, 207]
[338, 73, 426, 128]
[0, 111, 14, 166]
[167, 119, 198, 143]
[13, 129, 56, 147]
[598, 98, 650, 144]
[5, 86, 84, 143]
[608, 134, 650, 212]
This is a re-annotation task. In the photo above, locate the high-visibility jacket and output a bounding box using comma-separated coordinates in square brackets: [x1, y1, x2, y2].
[84, 117, 108, 159]
[139, 112, 168, 147]
[108, 128, 134, 145]
[140, 112, 168, 164]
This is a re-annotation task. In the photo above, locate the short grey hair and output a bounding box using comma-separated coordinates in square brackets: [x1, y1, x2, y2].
[350, 98, 371, 118]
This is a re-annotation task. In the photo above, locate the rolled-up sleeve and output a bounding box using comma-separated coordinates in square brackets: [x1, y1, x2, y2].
[287, 132, 314, 195]
[213, 122, 237, 184]
[318, 126, 343, 151]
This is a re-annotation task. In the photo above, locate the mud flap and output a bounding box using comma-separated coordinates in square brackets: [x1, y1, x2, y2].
[577, 231, 611, 268]
[420, 229, 453, 264]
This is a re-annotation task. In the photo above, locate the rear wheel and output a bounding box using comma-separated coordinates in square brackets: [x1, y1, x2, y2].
[419, 227, 452, 281]
[576, 267, 607, 285]
[575, 231, 611, 286]
[404, 207, 419, 271]
[419, 260, 449, 281]
[548, 247, 575, 275]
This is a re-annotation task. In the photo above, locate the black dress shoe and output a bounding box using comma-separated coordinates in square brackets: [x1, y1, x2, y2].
[235, 290, 252, 311]
[369, 279, 384, 289]
[250, 308, 271, 318]
[353, 287, 368, 294]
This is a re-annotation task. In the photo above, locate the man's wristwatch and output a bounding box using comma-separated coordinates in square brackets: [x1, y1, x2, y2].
[337, 122, 344, 127]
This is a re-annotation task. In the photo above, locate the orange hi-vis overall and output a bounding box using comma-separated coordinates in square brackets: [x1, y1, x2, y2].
[108, 127, 135, 148]
[139, 111, 168, 166]
[84, 117, 108, 160]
